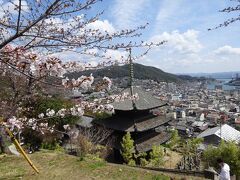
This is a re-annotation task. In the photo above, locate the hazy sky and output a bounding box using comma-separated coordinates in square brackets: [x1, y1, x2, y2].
[91, 0, 240, 73]
[2, 0, 239, 74]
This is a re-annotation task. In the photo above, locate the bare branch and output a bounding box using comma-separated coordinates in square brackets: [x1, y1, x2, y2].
[209, 0, 240, 30]
[16, 0, 22, 33]
[0, 0, 61, 49]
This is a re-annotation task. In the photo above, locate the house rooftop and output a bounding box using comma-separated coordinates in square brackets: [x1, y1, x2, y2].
[197, 124, 240, 143]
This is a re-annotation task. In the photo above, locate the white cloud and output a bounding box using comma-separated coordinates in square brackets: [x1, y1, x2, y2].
[86, 20, 115, 33]
[53, 49, 128, 68]
[138, 29, 240, 73]
[111, 0, 150, 28]
[214, 45, 240, 55]
[104, 49, 128, 60]
[44, 17, 115, 34]
[154, 0, 188, 33]
[156, 0, 184, 24]
[139, 43, 240, 73]
[149, 30, 203, 53]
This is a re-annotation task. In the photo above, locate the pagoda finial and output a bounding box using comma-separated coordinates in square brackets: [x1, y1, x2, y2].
[128, 48, 134, 93]
[128, 48, 137, 110]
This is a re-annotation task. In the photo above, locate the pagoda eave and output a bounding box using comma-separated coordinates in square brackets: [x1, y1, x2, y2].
[135, 131, 171, 152]
[94, 114, 171, 132]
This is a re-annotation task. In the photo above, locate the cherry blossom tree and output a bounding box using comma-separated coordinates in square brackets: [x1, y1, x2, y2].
[0, 0, 165, 152]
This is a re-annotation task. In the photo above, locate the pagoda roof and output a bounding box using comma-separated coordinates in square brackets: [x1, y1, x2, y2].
[94, 114, 171, 132]
[135, 131, 171, 152]
[112, 86, 167, 111]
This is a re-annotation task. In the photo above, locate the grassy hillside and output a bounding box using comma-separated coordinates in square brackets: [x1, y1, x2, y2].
[0, 150, 204, 180]
[66, 63, 182, 83]
[0, 150, 168, 180]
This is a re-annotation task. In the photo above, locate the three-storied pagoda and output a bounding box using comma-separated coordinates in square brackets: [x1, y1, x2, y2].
[95, 49, 171, 153]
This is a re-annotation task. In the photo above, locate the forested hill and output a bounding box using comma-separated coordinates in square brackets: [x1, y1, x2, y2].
[66, 63, 193, 83]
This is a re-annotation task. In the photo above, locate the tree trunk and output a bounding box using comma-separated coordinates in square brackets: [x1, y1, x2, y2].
[0, 126, 11, 154]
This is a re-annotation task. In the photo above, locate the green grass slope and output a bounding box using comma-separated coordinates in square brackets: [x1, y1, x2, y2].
[0, 151, 169, 180]
[0, 150, 205, 180]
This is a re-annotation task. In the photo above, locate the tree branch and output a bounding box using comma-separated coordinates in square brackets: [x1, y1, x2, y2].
[1, 60, 63, 88]
[0, 0, 60, 49]
[16, 0, 22, 33]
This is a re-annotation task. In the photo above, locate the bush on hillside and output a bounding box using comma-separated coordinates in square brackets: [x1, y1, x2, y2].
[166, 130, 181, 150]
[203, 141, 240, 177]
[149, 145, 164, 167]
[121, 132, 136, 165]
[20, 95, 79, 150]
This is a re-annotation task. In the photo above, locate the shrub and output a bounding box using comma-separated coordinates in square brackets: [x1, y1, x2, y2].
[149, 145, 164, 167]
[166, 130, 181, 150]
[75, 134, 110, 161]
[94, 144, 111, 160]
[76, 134, 94, 158]
[128, 159, 136, 166]
[19, 95, 79, 149]
[21, 95, 79, 129]
[203, 141, 240, 176]
[181, 137, 203, 156]
[134, 152, 148, 166]
[140, 158, 149, 167]
[41, 140, 64, 152]
[120, 132, 136, 165]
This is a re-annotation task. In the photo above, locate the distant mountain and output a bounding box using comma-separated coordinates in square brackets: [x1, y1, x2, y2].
[182, 71, 240, 79]
[66, 63, 200, 83]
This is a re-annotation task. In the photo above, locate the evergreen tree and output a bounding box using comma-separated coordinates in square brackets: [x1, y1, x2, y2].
[121, 132, 135, 165]
[149, 145, 164, 167]
[167, 130, 181, 150]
